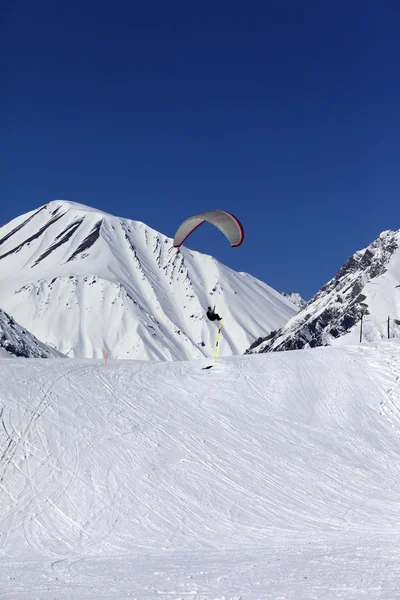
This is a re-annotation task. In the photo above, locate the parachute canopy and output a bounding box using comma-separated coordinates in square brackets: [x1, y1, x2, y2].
[173, 210, 244, 248]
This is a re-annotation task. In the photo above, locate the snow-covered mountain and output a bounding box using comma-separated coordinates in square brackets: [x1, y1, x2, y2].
[280, 291, 307, 309]
[248, 229, 400, 353]
[0, 200, 297, 360]
[0, 308, 62, 358]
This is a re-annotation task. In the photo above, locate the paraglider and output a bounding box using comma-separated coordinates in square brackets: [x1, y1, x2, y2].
[173, 210, 244, 249]
[173, 209, 243, 368]
[206, 306, 222, 322]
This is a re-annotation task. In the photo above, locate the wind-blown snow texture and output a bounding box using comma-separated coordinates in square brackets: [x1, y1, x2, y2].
[0, 200, 297, 360]
[1, 342, 400, 597]
[249, 229, 400, 353]
[0, 308, 62, 358]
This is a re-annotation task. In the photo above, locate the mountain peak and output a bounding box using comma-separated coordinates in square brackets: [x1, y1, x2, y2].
[280, 292, 307, 309]
[40, 199, 117, 229]
[248, 228, 400, 353]
[0, 201, 297, 360]
[45, 199, 109, 217]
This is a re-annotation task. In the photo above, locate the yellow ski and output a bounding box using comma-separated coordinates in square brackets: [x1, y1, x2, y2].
[213, 319, 223, 364]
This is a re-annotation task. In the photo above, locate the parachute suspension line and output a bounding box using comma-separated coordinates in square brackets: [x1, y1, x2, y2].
[213, 320, 223, 364]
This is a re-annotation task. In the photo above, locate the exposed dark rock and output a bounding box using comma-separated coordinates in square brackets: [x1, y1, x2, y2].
[0, 308, 60, 358]
[0, 213, 64, 261]
[0, 206, 48, 247]
[32, 218, 84, 266]
[248, 230, 400, 353]
[67, 220, 102, 262]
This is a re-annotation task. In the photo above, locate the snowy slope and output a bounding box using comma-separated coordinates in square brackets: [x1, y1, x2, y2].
[0, 200, 297, 360]
[0, 308, 63, 358]
[249, 229, 400, 353]
[1, 343, 400, 597]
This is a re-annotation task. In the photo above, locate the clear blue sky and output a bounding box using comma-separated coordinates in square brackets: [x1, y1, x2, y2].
[2, 1, 400, 300]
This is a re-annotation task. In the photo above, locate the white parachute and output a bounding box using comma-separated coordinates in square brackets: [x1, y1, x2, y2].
[173, 210, 244, 248]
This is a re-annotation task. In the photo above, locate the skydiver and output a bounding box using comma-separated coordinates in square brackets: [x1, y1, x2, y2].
[206, 306, 222, 322]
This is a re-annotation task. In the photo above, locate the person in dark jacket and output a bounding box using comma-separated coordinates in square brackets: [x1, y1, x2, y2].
[206, 306, 222, 321]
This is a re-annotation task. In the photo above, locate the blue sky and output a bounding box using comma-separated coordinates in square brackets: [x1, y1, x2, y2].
[2, 1, 400, 300]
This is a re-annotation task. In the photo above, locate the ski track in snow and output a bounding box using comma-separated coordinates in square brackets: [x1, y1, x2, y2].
[369, 342, 400, 434]
[1, 343, 400, 597]
[2, 541, 400, 599]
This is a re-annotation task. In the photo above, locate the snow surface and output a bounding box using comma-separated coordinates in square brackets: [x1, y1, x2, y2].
[0, 200, 297, 360]
[2, 341, 400, 597]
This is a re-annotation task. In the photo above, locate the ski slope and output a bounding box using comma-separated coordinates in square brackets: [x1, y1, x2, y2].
[2, 342, 400, 597]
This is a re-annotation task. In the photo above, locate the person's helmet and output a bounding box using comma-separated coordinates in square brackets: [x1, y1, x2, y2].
[207, 306, 211, 310]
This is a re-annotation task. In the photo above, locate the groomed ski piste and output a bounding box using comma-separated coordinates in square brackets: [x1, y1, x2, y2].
[2, 341, 400, 598]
